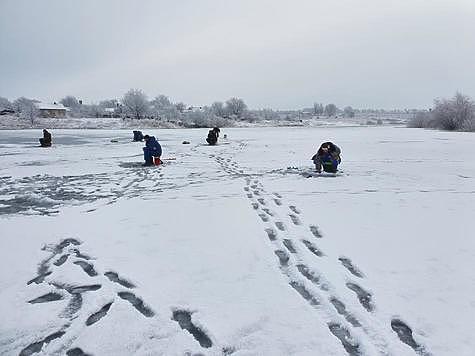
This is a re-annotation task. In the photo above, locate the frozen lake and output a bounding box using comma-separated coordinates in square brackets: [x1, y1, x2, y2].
[0, 126, 474, 355]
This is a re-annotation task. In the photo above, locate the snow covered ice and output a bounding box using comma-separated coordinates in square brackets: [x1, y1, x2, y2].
[0, 126, 474, 355]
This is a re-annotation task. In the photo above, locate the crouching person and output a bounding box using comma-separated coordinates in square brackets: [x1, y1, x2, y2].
[143, 135, 162, 166]
[206, 127, 220, 145]
[311, 142, 341, 173]
[39, 129, 52, 147]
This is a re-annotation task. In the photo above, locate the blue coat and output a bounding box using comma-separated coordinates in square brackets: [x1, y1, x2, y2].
[145, 136, 162, 156]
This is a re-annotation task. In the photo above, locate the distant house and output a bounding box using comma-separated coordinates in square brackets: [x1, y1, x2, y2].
[103, 107, 120, 118]
[184, 106, 204, 113]
[37, 102, 68, 118]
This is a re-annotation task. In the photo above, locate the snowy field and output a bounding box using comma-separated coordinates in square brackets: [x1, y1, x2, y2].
[0, 127, 473, 356]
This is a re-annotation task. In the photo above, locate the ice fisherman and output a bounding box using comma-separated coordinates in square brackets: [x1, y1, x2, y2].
[206, 127, 220, 145]
[311, 142, 341, 173]
[39, 129, 52, 147]
[143, 135, 162, 166]
[133, 130, 144, 142]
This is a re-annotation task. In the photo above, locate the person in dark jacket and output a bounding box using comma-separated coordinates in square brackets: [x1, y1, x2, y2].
[39, 129, 52, 147]
[311, 142, 341, 173]
[133, 130, 144, 141]
[143, 135, 162, 166]
[206, 127, 220, 145]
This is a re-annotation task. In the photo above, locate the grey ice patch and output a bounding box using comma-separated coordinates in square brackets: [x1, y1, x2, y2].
[86, 302, 113, 326]
[391, 319, 428, 355]
[289, 214, 301, 225]
[339, 257, 364, 278]
[309, 225, 323, 238]
[118, 292, 155, 317]
[289, 205, 300, 214]
[275, 221, 285, 231]
[73, 261, 98, 277]
[265, 228, 277, 241]
[172, 310, 213, 348]
[346, 282, 374, 312]
[289, 281, 319, 305]
[19, 331, 66, 356]
[301, 239, 324, 257]
[28, 292, 63, 304]
[258, 213, 269, 222]
[283, 239, 297, 253]
[274, 250, 290, 266]
[328, 323, 361, 356]
[104, 271, 136, 288]
[329, 297, 361, 327]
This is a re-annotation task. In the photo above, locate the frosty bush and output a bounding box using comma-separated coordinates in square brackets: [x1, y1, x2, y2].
[433, 92, 474, 131]
[14, 97, 39, 124]
[408, 111, 432, 128]
[225, 97, 247, 118]
[410, 93, 474, 131]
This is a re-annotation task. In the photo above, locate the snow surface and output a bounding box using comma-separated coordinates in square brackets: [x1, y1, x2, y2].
[0, 127, 473, 356]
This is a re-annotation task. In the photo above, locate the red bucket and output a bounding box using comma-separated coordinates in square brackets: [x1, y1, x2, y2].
[153, 156, 162, 165]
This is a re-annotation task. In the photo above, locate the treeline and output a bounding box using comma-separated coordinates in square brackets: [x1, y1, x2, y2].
[408, 92, 475, 131]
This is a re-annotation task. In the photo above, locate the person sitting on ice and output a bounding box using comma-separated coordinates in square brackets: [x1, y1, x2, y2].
[133, 130, 144, 142]
[311, 142, 341, 173]
[39, 129, 52, 147]
[143, 135, 162, 166]
[206, 127, 220, 145]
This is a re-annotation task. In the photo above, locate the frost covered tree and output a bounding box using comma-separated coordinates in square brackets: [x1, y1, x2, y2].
[225, 97, 247, 118]
[122, 89, 149, 119]
[15, 98, 39, 124]
[151, 95, 171, 111]
[324, 103, 337, 116]
[313, 103, 324, 115]
[60, 96, 80, 109]
[99, 99, 119, 108]
[150, 95, 180, 120]
[210, 101, 227, 117]
[432, 92, 474, 131]
[175, 102, 186, 113]
[344, 106, 355, 118]
[0, 97, 13, 110]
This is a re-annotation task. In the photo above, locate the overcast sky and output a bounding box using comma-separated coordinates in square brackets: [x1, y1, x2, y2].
[1, 0, 474, 110]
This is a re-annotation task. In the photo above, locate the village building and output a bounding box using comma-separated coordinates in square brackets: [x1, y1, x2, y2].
[37, 102, 68, 118]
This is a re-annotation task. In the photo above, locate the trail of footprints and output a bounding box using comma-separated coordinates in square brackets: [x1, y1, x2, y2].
[233, 159, 429, 355]
[20, 238, 218, 355]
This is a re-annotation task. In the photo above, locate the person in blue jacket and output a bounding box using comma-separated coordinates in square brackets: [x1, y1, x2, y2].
[143, 135, 162, 166]
[311, 142, 341, 173]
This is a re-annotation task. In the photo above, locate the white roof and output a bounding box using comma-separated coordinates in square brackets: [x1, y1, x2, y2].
[37, 102, 67, 111]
